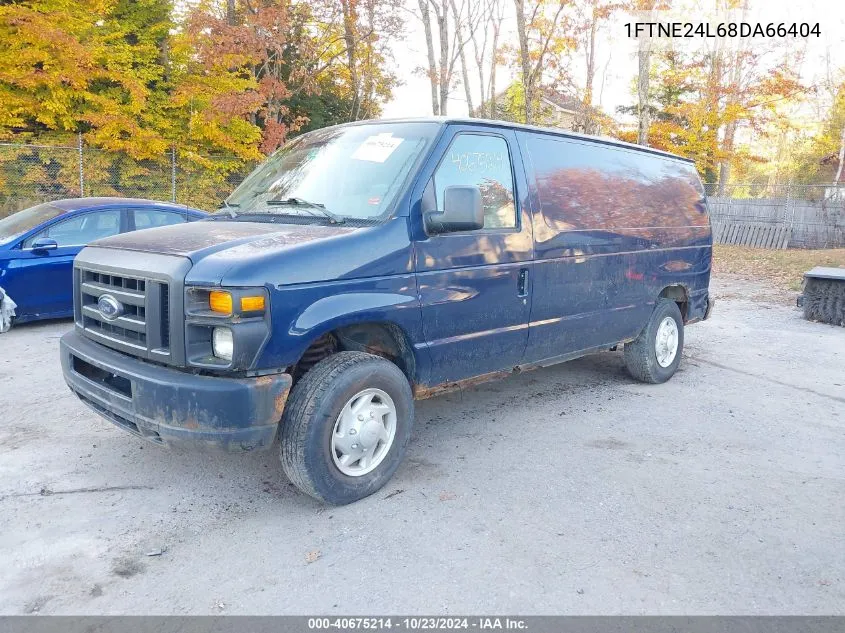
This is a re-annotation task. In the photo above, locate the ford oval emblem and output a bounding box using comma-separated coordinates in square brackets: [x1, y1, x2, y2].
[97, 294, 124, 321]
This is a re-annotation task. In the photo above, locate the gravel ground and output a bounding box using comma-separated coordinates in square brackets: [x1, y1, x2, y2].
[0, 274, 843, 615]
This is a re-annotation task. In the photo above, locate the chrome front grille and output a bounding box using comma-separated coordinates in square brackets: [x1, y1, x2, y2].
[77, 267, 174, 361]
[73, 247, 190, 366]
[80, 271, 150, 349]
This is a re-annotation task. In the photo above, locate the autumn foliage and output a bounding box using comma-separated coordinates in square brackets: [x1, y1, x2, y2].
[0, 0, 402, 210]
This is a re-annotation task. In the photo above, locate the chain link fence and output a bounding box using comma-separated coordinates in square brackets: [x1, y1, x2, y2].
[704, 183, 845, 248]
[2, 141, 844, 248]
[0, 140, 256, 218]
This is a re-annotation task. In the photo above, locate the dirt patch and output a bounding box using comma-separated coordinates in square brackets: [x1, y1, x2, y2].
[23, 595, 52, 614]
[713, 245, 845, 292]
[111, 557, 146, 579]
[586, 438, 631, 450]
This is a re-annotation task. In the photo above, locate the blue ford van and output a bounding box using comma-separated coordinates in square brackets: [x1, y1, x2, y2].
[60, 118, 713, 504]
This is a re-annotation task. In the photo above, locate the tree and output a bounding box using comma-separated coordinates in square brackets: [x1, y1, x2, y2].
[178, 0, 401, 153]
[571, 0, 619, 134]
[456, 0, 506, 119]
[450, 0, 475, 116]
[0, 0, 197, 206]
[339, 0, 403, 121]
[486, 0, 507, 118]
[512, 0, 571, 125]
[636, 31, 652, 145]
[0, 0, 403, 212]
[170, 0, 265, 158]
[415, 0, 466, 115]
[0, 0, 174, 157]
[787, 80, 845, 186]
[617, 30, 805, 185]
[632, 0, 666, 145]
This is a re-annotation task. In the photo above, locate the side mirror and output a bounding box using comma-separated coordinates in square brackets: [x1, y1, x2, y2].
[425, 185, 484, 234]
[31, 237, 58, 252]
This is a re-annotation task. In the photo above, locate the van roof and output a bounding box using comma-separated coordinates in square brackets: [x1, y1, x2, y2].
[345, 117, 694, 164]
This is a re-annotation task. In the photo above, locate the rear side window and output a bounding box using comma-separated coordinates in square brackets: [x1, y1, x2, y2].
[133, 209, 187, 229]
[433, 134, 516, 229]
[526, 134, 707, 232]
[23, 210, 121, 247]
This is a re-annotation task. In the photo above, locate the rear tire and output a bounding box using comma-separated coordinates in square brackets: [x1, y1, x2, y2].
[624, 299, 684, 384]
[280, 351, 413, 505]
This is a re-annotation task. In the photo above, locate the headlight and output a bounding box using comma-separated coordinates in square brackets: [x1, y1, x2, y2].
[212, 327, 234, 361]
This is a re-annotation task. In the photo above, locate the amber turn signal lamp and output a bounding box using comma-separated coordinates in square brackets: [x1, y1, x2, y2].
[240, 295, 265, 312]
[209, 290, 233, 314]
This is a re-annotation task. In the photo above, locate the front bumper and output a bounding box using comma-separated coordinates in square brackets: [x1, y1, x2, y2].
[61, 330, 291, 452]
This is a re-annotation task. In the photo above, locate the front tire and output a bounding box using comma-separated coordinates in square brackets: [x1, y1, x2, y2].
[280, 351, 414, 505]
[624, 299, 684, 384]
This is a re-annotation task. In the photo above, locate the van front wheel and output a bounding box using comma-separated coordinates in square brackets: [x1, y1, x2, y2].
[624, 299, 684, 384]
[280, 351, 413, 505]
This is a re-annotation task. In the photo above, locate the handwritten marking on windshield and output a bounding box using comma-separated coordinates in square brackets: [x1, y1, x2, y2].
[450, 151, 506, 173]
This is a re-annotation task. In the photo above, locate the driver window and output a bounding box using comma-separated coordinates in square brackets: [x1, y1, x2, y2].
[432, 134, 516, 229]
[24, 210, 121, 247]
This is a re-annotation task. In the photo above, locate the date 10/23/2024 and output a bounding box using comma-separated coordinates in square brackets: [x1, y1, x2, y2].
[307, 617, 528, 630]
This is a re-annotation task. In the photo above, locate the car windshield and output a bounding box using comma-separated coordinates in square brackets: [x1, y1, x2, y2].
[0, 202, 66, 243]
[222, 122, 439, 222]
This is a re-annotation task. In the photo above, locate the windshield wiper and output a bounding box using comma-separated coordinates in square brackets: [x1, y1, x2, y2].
[217, 201, 240, 219]
[265, 197, 345, 224]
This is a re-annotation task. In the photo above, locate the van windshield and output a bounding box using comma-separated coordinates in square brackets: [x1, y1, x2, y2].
[0, 203, 65, 243]
[223, 122, 439, 222]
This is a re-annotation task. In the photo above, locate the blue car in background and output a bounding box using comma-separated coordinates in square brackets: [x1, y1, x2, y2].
[0, 198, 206, 329]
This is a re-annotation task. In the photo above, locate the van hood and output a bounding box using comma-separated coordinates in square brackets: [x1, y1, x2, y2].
[89, 217, 413, 287]
[92, 220, 358, 262]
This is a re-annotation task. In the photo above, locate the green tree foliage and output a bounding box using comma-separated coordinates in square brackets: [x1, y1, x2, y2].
[0, 0, 401, 211]
[787, 84, 845, 186]
[0, 0, 173, 155]
[617, 45, 804, 185]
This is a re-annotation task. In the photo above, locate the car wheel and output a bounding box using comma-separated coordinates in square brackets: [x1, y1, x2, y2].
[280, 351, 414, 505]
[624, 299, 684, 384]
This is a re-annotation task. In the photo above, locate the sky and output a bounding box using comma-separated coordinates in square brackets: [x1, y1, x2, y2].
[381, 0, 845, 126]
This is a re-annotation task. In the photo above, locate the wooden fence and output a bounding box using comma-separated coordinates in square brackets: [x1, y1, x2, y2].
[707, 195, 845, 249]
[711, 220, 792, 249]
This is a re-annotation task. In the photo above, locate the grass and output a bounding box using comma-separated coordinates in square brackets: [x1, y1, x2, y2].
[713, 245, 845, 291]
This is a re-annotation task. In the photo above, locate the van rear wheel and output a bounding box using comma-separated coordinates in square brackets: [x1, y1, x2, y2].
[280, 351, 413, 505]
[624, 299, 684, 384]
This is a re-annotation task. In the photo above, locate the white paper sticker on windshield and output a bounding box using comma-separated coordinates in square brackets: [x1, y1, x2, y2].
[352, 133, 404, 163]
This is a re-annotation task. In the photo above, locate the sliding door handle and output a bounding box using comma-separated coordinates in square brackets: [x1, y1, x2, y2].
[517, 268, 529, 297]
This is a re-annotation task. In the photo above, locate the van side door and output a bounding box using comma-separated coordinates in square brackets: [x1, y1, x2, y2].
[520, 131, 712, 360]
[518, 132, 617, 361]
[412, 126, 533, 386]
